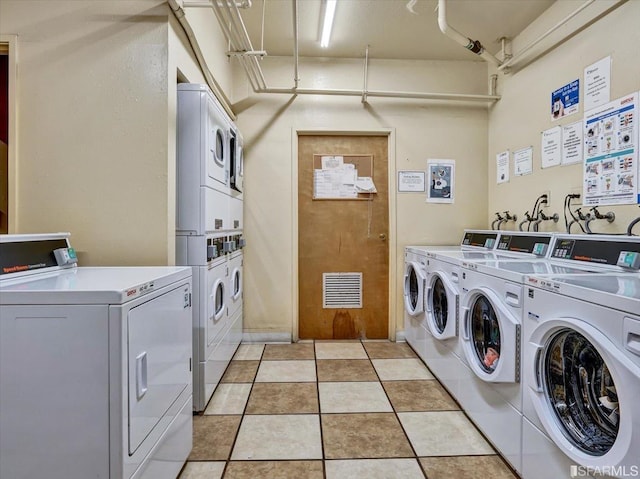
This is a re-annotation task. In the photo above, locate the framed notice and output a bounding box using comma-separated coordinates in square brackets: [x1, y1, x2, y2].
[427, 159, 455, 203]
[398, 171, 426, 192]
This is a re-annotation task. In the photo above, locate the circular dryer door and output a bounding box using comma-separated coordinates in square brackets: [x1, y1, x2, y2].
[527, 318, 639, 470]
[231, 267, 242, 300]
[426, 271, 458, 340]
[461, 288, 519, 383]
[404, 261, 426, 316]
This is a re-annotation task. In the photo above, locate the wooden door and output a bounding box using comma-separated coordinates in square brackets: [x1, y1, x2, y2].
[298, 135, 389, 339]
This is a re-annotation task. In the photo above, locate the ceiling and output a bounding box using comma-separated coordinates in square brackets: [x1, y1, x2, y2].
[237, 0, 555, 62]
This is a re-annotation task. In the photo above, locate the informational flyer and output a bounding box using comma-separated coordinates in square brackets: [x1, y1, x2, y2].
[551, 79, 580, 121]
[584, 56, 611, 111]
[427, 159, 455, 203]
[398, 170, 426, 192]
[496, 150, 509, 184]
[583, 92, 638, 205]
[562, 121, 584, 165]
[541, 127, 562, 168]
[513, 147, 533, 176]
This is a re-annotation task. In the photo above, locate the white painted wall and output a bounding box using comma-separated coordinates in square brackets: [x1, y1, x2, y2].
[235, 57, 489, 337]
[488, 1, 640, 235]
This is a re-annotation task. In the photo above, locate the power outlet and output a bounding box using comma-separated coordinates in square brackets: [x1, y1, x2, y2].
[568, 187, 583, 206]
[541, 190, 551, 208]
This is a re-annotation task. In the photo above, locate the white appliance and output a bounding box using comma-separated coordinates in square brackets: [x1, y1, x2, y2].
[457, 234, 640, 475]
[177, 83, 230, 234]
[404, 230, 506, 393]
[176, 233, 243, 412]
[0, 233, 193, 479]
[522, 272, 640, 479]
[176, 83, 245, 412]
[420, 233, 554, 393]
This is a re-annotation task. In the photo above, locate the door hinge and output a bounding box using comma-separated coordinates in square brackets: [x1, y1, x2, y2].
[189, 357, 192, 372]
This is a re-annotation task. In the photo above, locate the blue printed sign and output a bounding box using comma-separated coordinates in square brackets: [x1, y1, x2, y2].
[551, 79, 580, 121]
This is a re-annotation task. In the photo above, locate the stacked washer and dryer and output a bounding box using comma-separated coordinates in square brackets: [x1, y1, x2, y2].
[176, 83, 245, 412]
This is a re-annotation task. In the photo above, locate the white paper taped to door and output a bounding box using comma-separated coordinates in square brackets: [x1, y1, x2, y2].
[355, 177, 377, 193]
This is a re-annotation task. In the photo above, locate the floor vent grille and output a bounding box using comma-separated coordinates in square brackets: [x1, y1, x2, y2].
[322, 272, 363, 308]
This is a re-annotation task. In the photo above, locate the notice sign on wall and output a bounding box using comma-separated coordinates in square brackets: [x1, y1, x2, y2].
[513, 147, 533, 176]
[584, 56, 611, 111]
[551, 79, 580, 121]
[562, 121, 584, 166]
[541, 127, 562, 168]
[398, 171, 426, 192]
[427, 159, 455, 203]
[496, 150, 509, 184]
[583, 92, 638, 205]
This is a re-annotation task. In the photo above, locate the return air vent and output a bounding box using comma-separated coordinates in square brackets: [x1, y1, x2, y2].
[323, 272, 363, 309]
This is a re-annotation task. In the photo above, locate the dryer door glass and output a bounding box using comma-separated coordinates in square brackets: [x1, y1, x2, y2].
[214, 281, 225, 321]
[431, 277, 448, 334]
[233, 269, 241, 297]
[543, 328, 619, 456]
[470, 295, 501, 373]
[407, 266, 419, 311]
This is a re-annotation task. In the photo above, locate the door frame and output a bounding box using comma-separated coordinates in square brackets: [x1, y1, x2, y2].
[291, 128, 397, 341]
[1, 35, 18, 233]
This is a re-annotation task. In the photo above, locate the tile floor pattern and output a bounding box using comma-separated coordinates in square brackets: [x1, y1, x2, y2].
[179, 341, 518, 479]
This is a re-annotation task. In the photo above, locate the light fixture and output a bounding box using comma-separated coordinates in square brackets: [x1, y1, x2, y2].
[320, 0, 337, 48]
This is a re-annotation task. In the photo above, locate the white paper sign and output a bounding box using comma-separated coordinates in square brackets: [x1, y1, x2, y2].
[583, 92, 638, 205]
[496, 151, 510, 184]
[584, 56, 611, 111]
[541, 127, 562, 168]
[513, 147, 533, 176]
[321, 155, 344, 169]
[398, 171, 426, 192]
[562, 122, 584, 165]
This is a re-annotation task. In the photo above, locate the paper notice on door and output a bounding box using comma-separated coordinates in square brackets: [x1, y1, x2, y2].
[321, 155, 344, 169]
[313, 168, 358, 199]
[355, 176, 377, 193]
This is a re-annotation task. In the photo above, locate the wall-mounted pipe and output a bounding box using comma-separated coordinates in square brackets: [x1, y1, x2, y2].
[168, 0, 236, 120]
[437, 0, 501, 66]
[293, 0, 300, 89]
[627, 207, 640, 236]
[498, 0, 596, 72]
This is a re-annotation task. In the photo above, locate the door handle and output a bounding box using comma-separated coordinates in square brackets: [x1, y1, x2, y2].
[379, 233, 387, 241]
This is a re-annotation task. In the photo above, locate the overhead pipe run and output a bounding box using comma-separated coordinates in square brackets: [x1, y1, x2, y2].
[437, 0, 501, 67]
[177, 0, 501, 107]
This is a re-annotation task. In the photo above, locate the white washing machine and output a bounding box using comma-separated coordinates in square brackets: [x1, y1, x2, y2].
[177, 83, 231, 234]
[457, 234, 640, 475]
[523, 272, 640, 479]
[404, 248, 430, 360]
[420, 233, 554, 398]
[229, 124, 244, 194]
[176, 233, 242, 412]
[0, 233, 193, 479]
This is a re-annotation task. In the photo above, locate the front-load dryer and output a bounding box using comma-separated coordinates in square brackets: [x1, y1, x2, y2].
[404, 248, 429, 359]
[522, 272, 640, 479]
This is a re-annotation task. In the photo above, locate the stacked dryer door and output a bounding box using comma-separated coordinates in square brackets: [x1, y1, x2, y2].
[522, 273, 640, 479]
[176, 83, 244, 412]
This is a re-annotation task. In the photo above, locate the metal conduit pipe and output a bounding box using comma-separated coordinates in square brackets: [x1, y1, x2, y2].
[498, 0, 596, 71]
[293, 0, 300, 89]
[437, 0, 501, 67]
[168, 0, 236, 120]
[257, 87, 500, 102]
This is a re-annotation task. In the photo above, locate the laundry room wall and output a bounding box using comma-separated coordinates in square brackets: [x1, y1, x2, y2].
[0, 0, 174, 264]
[234, 57, 490, 339]
[488, 0, 640, 235]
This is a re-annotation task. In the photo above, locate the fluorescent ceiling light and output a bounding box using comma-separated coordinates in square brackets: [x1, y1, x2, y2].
[320, 0, 337, 48]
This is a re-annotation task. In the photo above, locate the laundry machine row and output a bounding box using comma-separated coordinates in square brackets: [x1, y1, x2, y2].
[456, 235, 640, 476]
[176, 83, 246, 412]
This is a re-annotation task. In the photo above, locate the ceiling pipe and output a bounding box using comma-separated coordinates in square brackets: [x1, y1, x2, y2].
[293, 0, 300, 89]
[168, 0, 236, 120]
[437, 0, 501, 67]
[362, 45, 369, 103]
[498, 0, 596, 71]
[178, 0, 500, 105]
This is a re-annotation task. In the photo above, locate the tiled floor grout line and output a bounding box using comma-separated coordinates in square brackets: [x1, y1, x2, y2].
[312, 340, 329, 479]
[361, 339, 429, 479]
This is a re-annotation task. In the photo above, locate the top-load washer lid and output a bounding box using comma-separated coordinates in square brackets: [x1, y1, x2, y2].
[525, 273, 640, 313]
[0, 266, 192, 305]
[463, 259, 602, 283]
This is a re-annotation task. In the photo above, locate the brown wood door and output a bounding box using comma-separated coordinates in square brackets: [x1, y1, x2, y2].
[298, 135, 389, 339]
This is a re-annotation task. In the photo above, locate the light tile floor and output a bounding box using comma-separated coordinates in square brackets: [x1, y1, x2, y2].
[180, 341, 518, 479]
